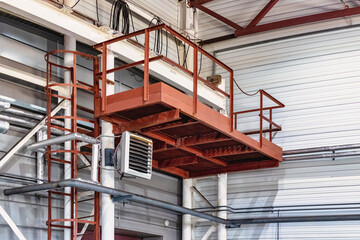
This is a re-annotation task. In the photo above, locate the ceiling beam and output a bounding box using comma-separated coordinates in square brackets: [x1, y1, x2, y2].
[247, 0, 279, 28]
[158, 156, 198, 168]
[203, 146, 255, 158]
[202, 5, 360, 45]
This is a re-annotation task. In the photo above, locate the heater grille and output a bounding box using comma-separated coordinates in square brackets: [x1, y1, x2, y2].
[117, 131, 153, 179]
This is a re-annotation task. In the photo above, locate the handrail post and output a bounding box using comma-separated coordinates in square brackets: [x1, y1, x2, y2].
[269, 108, 273, 142]
[230, 70, 234, 132]
[193, 46, 198, 114]
[144, 29, 150, 102]
[101, 43, 107, 112]
[260, 90, 263, 147]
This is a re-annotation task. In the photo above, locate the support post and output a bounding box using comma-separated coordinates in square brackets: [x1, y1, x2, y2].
[217, 174, 227, 239]
[64, 34, 76, 240]
[101, 49, 115, 240]
[36, 129, 46, 184]
[182, 178, 193, 240]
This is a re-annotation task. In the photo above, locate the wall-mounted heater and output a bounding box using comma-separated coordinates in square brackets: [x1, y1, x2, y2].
[115, 131, 153, 179]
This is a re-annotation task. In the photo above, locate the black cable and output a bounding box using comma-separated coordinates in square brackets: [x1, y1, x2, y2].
[71, 0, 81, 8]
[149, 17, 164, 54]
[198, 52, 202, 76]
[95, 0, 99, 23]
[233, 78, 260, 96]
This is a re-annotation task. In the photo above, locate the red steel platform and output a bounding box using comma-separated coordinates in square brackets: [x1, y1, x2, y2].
[95, 82, 282, 178]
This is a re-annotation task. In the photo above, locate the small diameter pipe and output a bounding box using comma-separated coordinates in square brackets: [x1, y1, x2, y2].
[283, 143, 360, 155]
[283, 151, 360, 161]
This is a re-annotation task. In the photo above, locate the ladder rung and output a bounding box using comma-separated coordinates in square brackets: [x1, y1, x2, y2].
[48, 224, 72, 229]
[78, 215, 94, 220]
[49, 157, 72, 164]
[78, 197, 95, 203]
[50, 93, 71, 100]
[49, 190, 72, 196]
[50, 125, 72, 132]
[78, 219, 97, 224]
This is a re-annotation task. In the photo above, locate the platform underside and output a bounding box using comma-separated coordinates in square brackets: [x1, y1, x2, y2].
[96, 82, 282, 178]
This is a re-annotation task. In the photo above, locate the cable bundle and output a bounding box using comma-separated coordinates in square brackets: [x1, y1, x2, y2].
[149, 17, 166, 55]
[110, 0, 136, 35]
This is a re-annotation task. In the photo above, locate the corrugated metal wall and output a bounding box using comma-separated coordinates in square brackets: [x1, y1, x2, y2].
[194, 16, 360, 240]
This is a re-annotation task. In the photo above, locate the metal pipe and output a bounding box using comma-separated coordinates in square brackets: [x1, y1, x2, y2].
[36, 129, 46, 184]
[283, 143, 360, 155]
[27, 133, 100, 151]
[91, 143, 100, 183]
[5, 179, 360, 227]
[4, 107, 64, 126]
[182, 178, 193, 240]
[0, 101, 10, 112]
[3, 179, 227, 225]
[0, 120, 9, 134]
[218, 174, 227, 239]
[283, 151, 360, 161]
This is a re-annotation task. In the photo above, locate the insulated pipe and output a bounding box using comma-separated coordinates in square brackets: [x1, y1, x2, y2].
[182, 178, 193, 240]
[36, 129, 46, 184]
[5, 179, 360, 226]
[217, 174, 227, 239]
[283, 151, 360, 161]
[0, 120, 9, 134]
[27, 133, 100, 151]
[0, 101, 10, 112]
[4, 107, 64, 126]
[283, 143, 360, 155]
[91, 143, 100, 183]
[4, 179, 227, 224]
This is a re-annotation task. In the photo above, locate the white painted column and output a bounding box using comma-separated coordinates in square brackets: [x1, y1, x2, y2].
[183, 178, 193, 240]
[64, 34, 76, 240]
[101, 50, 115, 240]
[217, 174, 227, 240]
[36, 129, 46, 184]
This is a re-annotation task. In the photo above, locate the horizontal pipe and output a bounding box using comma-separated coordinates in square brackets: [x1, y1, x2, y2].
[4, 108, 64, 126]
[284, 143, 360, 155]
[3, 179, 227, 225]
[283, 151, 360, 161]
[0, 101, 10, 112]
[5, 179, 360, 227]
[27, 133, 100, 151]
[228, 214, 360, 227]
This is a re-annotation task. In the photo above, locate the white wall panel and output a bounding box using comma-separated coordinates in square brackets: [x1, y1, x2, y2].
[209, 26, 360, 150]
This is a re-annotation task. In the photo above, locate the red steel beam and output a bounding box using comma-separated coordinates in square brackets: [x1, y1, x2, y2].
[175, 132, 230, 147]
[203, 145, 255, 158]
[247, 0, 279, 28]
[190, 160, 279, 178]
[195, 4, 243, 30]
[159, 156, 198, 168]
[113, 109, 180, 133]
[202, 6, 360, 44]
[188, 0, 213, 7]
[236, 6, 360, 36]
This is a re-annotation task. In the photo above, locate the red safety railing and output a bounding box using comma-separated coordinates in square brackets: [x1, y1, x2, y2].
[93, 24, 234, 130]
[233, 90, 285, 147]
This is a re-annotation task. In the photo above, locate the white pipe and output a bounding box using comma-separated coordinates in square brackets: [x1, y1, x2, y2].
[217, 174, 227, 240]
[201, 224, 216, 240]
[182, 178, 192, 240]
[91, 143, 100, 183]
[36, 129, 46, 184]
[101, 50, 115, 240]
[64, 34, 76, 240]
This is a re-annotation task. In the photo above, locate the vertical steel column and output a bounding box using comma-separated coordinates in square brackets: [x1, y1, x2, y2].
[46, 60, 52, 240]
[64, 35, 76, 240]
[269, 108, 273, 142]
[101, 49, 115, 240]
[182, 178, 193, 240]
[193, 46, 198, 114]
[217, 174, 227, 239]
[229, 70, 234, 132]
[144, 29, 150, 102]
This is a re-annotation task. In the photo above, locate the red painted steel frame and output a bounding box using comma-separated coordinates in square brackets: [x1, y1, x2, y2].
[45, 50, 100, 240]
[193, 1, 360, 44]
[94, 24, 234, 129]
